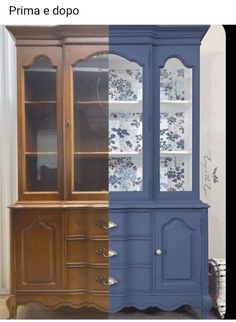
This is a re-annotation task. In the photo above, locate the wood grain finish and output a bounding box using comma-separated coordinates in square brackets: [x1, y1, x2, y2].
[17, 46, 63, 201]
[67, 267, 108, 291]
[67, 240, 109, 264]
[7, 25, 108, 46]
[15, 210, 62, 290]
[9, 206, 108, 317]
[66, 209, 109, 237]
[7, 25, 110, 318]
[64, 45, 109, 201]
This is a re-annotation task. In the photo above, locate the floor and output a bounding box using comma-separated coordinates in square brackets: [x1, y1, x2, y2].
[0, 296, 220, 319]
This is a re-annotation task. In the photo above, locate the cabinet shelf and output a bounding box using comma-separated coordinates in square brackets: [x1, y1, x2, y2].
[25, 101, 57, 104]
[74, 152, 108, 158]
[160, 150, 192, 156]
[74, 100, 142, 113]
[25, 152, 57, 155]
[74, 151, 141, 158]
[160, 100, 192, 105]
[109, 151, 141, 157]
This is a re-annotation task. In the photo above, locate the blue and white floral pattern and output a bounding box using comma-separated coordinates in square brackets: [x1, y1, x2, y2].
[160, 112, 184, 151]
[109, 157, 142, 191]
[109, 113, 143, 152]
[160, 157, 185, 191]
[160, 68, 185, 101]
[109, 69, 142, 101]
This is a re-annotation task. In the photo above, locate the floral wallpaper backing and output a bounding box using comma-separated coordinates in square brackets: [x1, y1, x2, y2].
[108, 112, 143, 191]
[108, 68, 143, 192]
[160, 156, 185, 191]
[160, 68, 185, 101]
[108, 66, 189, 192]
[109, 69, 142, 101]
[160, 112, 185, 151]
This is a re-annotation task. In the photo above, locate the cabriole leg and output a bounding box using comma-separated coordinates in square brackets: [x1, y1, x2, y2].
[6, 295, 17, 319]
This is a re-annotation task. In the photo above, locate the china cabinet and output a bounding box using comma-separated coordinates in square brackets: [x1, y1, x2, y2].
[6, 25, 212, 319]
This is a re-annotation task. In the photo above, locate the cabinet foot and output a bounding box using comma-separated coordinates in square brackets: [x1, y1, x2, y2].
[202, 295, 213, 319]
[6, 295, 17, 319]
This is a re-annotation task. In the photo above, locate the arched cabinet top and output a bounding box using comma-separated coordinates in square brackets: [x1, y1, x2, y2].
[159, 55, 193, 69]
[24, 55, 55, 69]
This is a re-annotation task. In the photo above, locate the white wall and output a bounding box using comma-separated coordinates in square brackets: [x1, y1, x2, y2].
[0, 25, 17, 294]
[200, 25, 226, 259]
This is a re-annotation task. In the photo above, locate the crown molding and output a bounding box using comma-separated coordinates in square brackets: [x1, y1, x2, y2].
[6, 25, 210, 46]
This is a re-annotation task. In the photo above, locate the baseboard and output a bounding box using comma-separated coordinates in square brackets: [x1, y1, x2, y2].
[0, 289, 10, 295]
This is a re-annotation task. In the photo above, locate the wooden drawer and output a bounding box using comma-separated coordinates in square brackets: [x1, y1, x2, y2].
[66, 209, 108, 237]
[67, 267, 108, 291]
[109, 211, 151, 237]
[109, 239, 151, 265]
[67, 240, 108, 264]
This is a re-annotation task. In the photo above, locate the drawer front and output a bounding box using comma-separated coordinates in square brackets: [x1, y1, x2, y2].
[109, 240, 151, 265]
[67, 267, 108, 291]
[109, 267, 151, 293]
[66, 210, 108, 237]
[109, 211, 151, 236]
[67, 240, 108, 264]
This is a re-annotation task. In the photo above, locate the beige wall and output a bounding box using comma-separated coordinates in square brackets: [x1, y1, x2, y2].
[200, 25, 226, 258]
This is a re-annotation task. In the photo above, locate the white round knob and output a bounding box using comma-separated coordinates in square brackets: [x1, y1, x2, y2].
[156, 249, 162, 255]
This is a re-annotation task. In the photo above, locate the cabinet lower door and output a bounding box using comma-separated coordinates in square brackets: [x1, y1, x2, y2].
[14, 210, 62, 290]
[155, 210, 202, 291]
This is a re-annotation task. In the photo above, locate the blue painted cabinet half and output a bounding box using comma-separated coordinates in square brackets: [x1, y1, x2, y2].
[109, 25, 212, 319]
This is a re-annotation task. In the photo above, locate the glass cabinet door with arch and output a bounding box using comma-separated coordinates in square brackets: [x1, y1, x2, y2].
[17, 47, 63, 200]
[65, 46, 109, 200]
[159, 57, 193, 193]
[65, 46, 147, 200]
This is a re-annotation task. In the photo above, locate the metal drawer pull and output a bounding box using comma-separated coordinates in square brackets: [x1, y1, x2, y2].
[96, 275, 118, 286]
[96, 247, 118, 258]
[156, 249, 162, 255]
[96, 219, 118, 230]
[108, 277, 118, 286]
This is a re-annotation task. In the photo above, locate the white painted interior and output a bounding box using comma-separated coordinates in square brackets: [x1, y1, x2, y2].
[200, 25, 226, 259]
[0, 25, 225, 293]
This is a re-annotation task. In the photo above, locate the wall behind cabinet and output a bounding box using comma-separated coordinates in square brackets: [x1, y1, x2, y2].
[200, 25, 225, 258]
[0, 25, 17, 294]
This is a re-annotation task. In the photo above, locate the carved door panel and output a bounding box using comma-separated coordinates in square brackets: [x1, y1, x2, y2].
[155, 210, 202, 291]
[15, 210, 62, 290]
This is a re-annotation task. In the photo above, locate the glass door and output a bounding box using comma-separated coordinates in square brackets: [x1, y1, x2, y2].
[18, 47, 63, 200]
[159, 58, 193, 193]
[66, 45, 150, 200]
[108, 54, 143, 192]
[65, 45, 109, 200]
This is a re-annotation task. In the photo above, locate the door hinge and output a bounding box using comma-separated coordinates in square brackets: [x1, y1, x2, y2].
[148, 114, 151, 131]
[200, 217, 203, 234]
[148, 50, 151, 66]
[148, 178, 152, 195]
